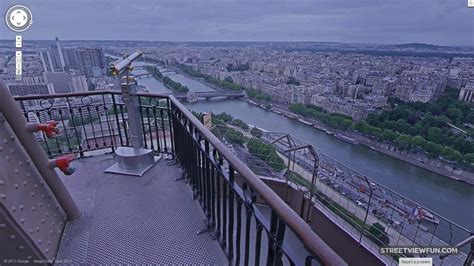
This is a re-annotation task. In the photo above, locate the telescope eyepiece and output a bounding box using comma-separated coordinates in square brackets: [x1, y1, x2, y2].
[110, 50, 142, 76]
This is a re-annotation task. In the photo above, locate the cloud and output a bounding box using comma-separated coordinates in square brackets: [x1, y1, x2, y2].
[0, 0, 472, 45]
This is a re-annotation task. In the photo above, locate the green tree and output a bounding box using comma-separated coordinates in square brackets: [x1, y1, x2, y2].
[250, 127, 263, 138]
[411, 135, 426, 148]
[464, 153, 474, 164]
[368, 222, 390, 246]
[442, 147, 462, 162]
[247, 138, 285, 171]
[396, 134, 413, 149]
[427, 127, 444, 143]
[447, 108, 463, 124]
[382, 129, 397, 142]
[355, 121, 368, 132]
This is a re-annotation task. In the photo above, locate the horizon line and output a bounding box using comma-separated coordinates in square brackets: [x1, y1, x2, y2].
[0, 38, 473, 48]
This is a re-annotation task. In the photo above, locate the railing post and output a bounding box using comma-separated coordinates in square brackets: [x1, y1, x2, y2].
[268, 210, 286, 266]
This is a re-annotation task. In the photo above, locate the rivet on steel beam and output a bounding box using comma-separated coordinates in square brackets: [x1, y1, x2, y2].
[10, 149, 14, 154]
[0, 180, 4, 186]
[29, 229, 33, 234]
[26, 173, 31, 177]
[14, 169, 19, 174]
[9, 234, 15, 240]
[5, 156, 10, 161]
[20, 218, 24, 224]
[35, 227, 40, 232]
[45, 212, 49, 217]
[31, 192, 35, 197]
[19, 161, 23, 166]
[31, 207, 36, 211]
[14, 184, 19, 189]
[19, 205, 24, 211]
[0, 223, 6, 229]
[0, 146, 3, 152]
[10, 136, 15, 141]
[49, 230, 53, 235]
[41, 219, 45, 224]
[38, 202, 42, 207]
[3, 139, 8, 144]
[23, 181, 27, 186]
[11, 206, 16, 212]
[0, 194, 6, 199]
[38, 239, 42, 245]
[18, 245, 24, 250]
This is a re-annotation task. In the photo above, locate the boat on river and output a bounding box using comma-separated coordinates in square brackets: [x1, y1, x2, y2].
[335, 133, 359, 145]
[284, 113, 297, 120]
[298, 118, 313, 126]
[271, 110, 282, 115]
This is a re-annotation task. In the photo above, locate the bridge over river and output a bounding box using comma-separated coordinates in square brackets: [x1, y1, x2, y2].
[172, 90, 245, 101]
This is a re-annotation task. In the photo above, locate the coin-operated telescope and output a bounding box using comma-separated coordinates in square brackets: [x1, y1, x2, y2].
[110, 51, 142, 76]
[105, 50, 161, 177]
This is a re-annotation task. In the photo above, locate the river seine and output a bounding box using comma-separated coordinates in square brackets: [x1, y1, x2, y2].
[134, 62, 474, 231]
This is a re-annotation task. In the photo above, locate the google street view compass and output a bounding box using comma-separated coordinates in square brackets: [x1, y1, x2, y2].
[5, 5, 33, 32]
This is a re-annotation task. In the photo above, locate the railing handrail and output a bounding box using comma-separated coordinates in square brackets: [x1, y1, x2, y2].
[13, 90, 119, 100]
[167, 95, 347, 265]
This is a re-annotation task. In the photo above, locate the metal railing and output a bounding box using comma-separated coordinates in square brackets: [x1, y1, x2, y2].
[14, 91, 173, 158]
[14, 90, 345, 265]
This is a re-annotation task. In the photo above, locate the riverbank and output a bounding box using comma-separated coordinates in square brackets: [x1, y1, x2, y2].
[266, 103, 474, 185]
[145, 65, 189, 93]
[158, 64, 474, 185]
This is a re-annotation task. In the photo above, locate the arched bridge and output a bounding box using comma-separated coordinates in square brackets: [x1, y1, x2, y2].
[173, 91, 245, 101]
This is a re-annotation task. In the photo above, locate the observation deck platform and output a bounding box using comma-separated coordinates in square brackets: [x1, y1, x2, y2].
[55, 154, 227, 264]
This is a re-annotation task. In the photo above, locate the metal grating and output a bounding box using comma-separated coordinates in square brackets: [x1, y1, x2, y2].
[55, 154, 226, 264]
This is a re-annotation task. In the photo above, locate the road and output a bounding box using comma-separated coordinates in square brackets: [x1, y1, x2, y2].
[272, 145, 467, 265]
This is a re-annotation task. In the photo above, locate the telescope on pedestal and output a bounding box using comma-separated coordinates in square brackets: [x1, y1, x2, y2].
[105, 51, 161, 176]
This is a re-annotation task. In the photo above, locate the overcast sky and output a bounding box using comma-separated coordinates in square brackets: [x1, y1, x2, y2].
[1, 0, 473, 46]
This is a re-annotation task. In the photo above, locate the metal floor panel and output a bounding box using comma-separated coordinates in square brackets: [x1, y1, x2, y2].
[55, 154, 227, 265]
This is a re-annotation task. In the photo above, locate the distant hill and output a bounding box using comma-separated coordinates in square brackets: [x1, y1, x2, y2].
[392, 43, 445, 49]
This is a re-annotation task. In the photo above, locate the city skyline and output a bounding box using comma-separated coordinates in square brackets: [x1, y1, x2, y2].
[1, 0, 473, 46]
